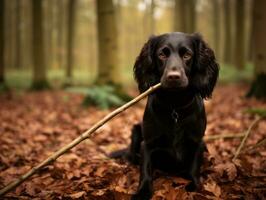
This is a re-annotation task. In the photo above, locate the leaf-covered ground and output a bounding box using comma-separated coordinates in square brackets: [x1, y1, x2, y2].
[0, 84, 265, 200]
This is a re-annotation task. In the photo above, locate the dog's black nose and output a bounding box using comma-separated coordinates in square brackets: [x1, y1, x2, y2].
[167, 71, 181, 81]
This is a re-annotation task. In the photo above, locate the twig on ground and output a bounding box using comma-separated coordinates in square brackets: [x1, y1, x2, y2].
[0, 83, 161, 196]
[232, 116, 261, 162]
[204, 133, 245, 141]
[243, 137, 266, 153]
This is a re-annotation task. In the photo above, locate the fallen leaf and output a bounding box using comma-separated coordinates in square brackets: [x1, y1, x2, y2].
[68, 191, 86, 199]
[204, 181, 221, 198]
[214, 162, 237, 181]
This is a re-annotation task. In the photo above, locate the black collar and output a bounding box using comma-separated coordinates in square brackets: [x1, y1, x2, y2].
[152, 94, 198, 123]
[170, 96, 196, 123]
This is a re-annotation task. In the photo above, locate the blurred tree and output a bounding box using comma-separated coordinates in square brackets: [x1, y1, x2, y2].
[174, 0, 186, 32]
[44, 0, 53, 70]
[96, 0, 119, 85]
[56, 0, 66, 69]
[21, 0, 32, 70]
[150, 0, 155, 34]
[212, 0, 221, 60]
[0, 0, 5, 85]
[223, 0, 233, 64]
[187, 0, 196, 33]
[246, 0, 254, 62]
[15, 0, 22, 69]
[234, 0, 245, 70]
[66, 0, 77, 83]
[247, 0, 266, 98]
[51, 0, 58, 69]
[6, 1, 16, 69]
[31, 0, 49, 89]
[174, 0, 196, 33]
[144, 0, 156, 36]
[86, 0, 97, 78]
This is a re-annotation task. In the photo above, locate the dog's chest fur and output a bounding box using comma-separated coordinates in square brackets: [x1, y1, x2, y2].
[142, 93, 205, 171]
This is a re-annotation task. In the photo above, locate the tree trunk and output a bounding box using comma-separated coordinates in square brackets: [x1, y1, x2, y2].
[174, 0, 196, 33]
[6, 1, 16, 69]
[143, 0, 154, 37]
[223, 0, 232, 64]
[234, 0, 245, 70]
[247, 0, 266, 98]
[56, 0, 65, 69]
[0, 0, 5, 84]
[43, 0, 53, 70]
[31, 0, 49, 89]
[96, 0, 119, 84]
[150, 0, 155, 34]
[212, 0, 221, 60]
[174, 0, 187, 32]
[21, 0, 32, 71]
[247, 0, 254, 62]
[66, 0, 77, 81]
[87, 0, 97, 79]
[15, 0, 22, 69]
[187, 0, 196, 33]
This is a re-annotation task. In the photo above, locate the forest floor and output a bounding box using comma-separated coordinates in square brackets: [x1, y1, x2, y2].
[0, 84, 265, 200]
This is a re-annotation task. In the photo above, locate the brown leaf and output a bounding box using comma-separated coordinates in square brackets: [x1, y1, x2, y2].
[1, 85, 266, 199]
[94, 166, 107, 177]
[165, 188, 188, 200]
[68, 191, 86, 199]
[225, 163, 237, 181]
[114, 175, 128, 193]
[50, 167, 65, 179]
[25, 183, 40, 196]
[91, 189, 106, 196]
[214, 162, 237, 181]
[204, 181, 221, 198]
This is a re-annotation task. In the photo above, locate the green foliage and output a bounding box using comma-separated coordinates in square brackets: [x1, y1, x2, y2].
[67, 85, 132, 109]
[6, 69, 95, 90]
[245, 108, 266, 117]
[219, 63, 253, 83]
[5, 62, 255, 91]
[246, 73, 266, 98]
[0, 83, 9, 93]
[62, 78, 74, 89]
[6, 70, 32, 89]
[30, 80, 51, 90]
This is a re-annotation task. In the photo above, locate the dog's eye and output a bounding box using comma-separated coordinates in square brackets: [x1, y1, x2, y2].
[183, 52, 192, 60]
[158, 53, 166, 60]
[158, 47, 170, 60]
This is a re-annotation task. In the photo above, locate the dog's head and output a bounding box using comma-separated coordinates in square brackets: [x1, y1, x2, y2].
[134, 32, 219, 98]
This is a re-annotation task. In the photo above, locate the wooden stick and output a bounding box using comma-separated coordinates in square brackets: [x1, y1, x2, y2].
[243, 137, 266, 153]
[232, 116, 261, 162]
[0, 83, 161, 196]
[204, 133, 245, 141]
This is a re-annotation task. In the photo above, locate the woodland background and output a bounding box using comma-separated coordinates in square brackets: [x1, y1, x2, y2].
[0, 0, 266, 199]
[0, 0, 265, 93]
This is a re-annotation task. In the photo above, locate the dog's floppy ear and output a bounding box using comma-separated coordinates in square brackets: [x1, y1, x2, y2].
[134, 36, 159, 93]
[191, 33, 219, 99]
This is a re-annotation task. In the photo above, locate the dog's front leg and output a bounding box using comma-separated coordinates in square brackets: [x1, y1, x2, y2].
[185, 141, 205, 191]
[127, 124, 142, 164]
[132, 145, 153, 200]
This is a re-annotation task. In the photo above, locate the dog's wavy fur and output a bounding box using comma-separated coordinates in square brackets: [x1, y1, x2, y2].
[110, 32, 219, 200]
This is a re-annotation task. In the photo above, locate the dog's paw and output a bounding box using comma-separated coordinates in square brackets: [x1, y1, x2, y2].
[131, 192, 152, 200]
[185, 180, 198, 192]
[131, 180, 153, 200]
[126, 153, 140, 165]
[108, 148, 128, 159]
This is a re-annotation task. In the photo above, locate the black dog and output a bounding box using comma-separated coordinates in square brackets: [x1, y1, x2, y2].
[110, 32, 219, 200]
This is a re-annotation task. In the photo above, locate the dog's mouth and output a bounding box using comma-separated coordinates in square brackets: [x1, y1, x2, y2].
[160, 78, 189, 90]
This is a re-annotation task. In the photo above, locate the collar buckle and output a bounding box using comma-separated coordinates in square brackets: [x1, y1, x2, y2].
[172, 110, 179, 123]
